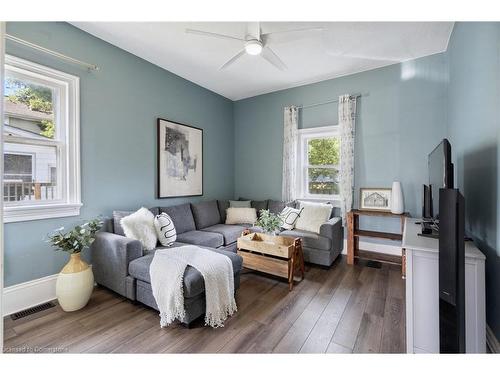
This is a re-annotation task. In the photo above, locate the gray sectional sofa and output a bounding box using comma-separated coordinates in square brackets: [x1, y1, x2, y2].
[90, 199, 343, 325]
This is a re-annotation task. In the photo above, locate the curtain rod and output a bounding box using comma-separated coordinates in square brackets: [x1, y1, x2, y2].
[297, 93, 366, 110]
[5, 34, 100, 71]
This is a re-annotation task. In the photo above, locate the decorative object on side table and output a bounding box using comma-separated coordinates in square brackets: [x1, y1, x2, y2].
[255, 209, 283, 235]
[390, 181, 404, 214]
[47, 218, 103, 312]
[359, 187, 392, 212]
[157, 118, 203, 198]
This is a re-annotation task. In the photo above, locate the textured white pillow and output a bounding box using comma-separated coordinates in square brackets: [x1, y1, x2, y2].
[154, 213, 176, 247]
[120, 207, 157, 251]
[294, 202, 333, 234]
[279, 206, 303, 230]
[225, 207, 257, 225]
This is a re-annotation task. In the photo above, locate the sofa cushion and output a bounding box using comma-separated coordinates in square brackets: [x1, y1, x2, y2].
[159, 203, 196, 234]
[128, 246, 243, 298]
[279, 229, 331, 251]
[268, 200, 296, 214]
[191, 200, 221, 229]
[113, 210, 133, 236]
[251, 200, 268, 217]
[217, 200, 230, 223]
[176, 230, 224, 248]
[202, 224, 247, 245]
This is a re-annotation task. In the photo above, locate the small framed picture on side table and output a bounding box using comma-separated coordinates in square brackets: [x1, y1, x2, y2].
[359, 187, 392, 212]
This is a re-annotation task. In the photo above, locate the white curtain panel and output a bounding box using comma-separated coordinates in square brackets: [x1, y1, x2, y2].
[282, 106, 298, 202]
[338, 94, 357, 224]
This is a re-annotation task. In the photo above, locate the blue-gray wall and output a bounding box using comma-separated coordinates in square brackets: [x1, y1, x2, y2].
[234, 53, 448, 234]
[4, 22, 235, 286]
[446, 22, 500, 338]
[3, 22, 499, 339]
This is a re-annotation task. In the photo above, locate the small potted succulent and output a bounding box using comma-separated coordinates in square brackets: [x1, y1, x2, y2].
[255, 209, 283, 235]
[47, 218, 102, 312]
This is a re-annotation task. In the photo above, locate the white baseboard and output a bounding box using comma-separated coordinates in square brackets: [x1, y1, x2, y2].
[342, 239, 402, 256]
[486, 324, 500, 353]
[2, 274, 58, 317]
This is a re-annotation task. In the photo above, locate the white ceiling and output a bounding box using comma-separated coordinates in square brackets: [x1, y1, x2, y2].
[71, 22, 454, 100]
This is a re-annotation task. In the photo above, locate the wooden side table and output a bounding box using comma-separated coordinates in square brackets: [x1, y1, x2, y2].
[347, 209, 409, 274]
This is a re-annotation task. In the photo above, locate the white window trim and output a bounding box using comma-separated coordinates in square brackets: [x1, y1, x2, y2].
[297, 126, 341, 205]
[3, 55, 81, 223]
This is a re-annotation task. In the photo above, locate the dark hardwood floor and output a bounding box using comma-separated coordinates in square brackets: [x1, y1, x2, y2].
[3, 256, 405, 353]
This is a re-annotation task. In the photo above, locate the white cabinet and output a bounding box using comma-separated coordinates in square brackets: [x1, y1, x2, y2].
[403, 218, 486, 353]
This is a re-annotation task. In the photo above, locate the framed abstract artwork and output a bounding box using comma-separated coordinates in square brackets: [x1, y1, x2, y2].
[157, 118, 203, 198]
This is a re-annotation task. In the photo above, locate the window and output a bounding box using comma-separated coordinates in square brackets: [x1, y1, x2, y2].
[3, 55, 81, 222]
[297, 126, 340, 202]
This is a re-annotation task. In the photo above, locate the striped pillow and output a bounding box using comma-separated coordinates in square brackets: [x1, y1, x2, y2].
[154, 213, 177, 246]
[280, 207, 303, 230]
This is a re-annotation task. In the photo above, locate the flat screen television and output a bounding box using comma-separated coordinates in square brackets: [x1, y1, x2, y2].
[428, 139, 454, 220]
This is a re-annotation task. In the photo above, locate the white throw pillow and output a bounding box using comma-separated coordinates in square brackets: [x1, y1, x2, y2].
[294, 202, 333, 234]
[120, 207, 157, 251]
[279, 206, 303, 230]
[154, 213, 176, 247]
[225, 207, 257, 225]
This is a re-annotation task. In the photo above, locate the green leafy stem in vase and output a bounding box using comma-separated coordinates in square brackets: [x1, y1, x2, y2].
[255, 209, 283, 234]
[47, 218, 103, 254]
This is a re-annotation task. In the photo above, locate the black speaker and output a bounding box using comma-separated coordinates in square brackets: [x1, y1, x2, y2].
[422, 184, 432, 219]
[438, 188, 465, 353]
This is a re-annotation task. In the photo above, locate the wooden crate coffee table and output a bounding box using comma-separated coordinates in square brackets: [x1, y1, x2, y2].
[237, 231, 305, 291]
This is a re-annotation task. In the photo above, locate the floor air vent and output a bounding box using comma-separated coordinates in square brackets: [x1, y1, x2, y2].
[366, 260, 382, 269]
[10, 301, 56, 320]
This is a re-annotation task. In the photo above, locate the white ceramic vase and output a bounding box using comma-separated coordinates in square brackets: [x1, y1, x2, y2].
[56, 253, 94, 312]
[391, 181, 404, 214]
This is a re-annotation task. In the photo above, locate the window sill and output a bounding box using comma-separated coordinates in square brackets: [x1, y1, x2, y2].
[4, 203, 83, 223]
[297, 197, 341, 206]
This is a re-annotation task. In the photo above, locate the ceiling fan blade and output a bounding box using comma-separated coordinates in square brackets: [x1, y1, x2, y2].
[185, 28, 245, 42]
[261, 46, 287, 71]
[220, 49, 246, 70]
[261, 26, 326, 44]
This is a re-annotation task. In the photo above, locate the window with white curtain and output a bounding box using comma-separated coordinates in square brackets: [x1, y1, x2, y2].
[3, 55, 81, 222]
[297, 126, 340, 202]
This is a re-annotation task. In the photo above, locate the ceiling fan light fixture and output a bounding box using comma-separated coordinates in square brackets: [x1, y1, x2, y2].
[244, 40, 263, 55]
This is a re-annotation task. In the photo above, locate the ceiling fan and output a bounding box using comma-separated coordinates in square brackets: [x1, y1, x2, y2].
[185, 22, 324, 71]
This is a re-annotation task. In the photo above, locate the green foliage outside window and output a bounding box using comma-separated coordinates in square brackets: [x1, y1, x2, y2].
[39, 119, 55, 138]
[307, 137, 340, 195]
[308, 138, 339, 165]
[6, 78, 55, 139]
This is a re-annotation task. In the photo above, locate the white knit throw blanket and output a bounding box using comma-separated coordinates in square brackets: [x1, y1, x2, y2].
[149, 245, 237, 328]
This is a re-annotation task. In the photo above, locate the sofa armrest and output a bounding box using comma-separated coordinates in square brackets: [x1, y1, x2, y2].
[319, 217, 344, 255]
[90, 231, 143, 298]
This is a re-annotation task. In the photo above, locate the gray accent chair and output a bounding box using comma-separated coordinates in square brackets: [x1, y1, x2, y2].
[90, 199, 343, 325]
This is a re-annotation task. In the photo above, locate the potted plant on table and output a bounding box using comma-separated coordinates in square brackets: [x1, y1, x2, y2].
[47, 218, 102, 312]
[255, 209, 283, 235]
